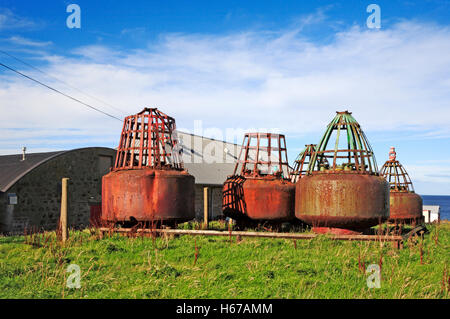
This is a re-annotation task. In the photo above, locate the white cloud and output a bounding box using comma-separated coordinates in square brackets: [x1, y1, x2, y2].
[407, 164, 450, 184]
[406, 163, 450, 195]
[0, 8, 37, 30]
[6, 36, 52, 47]
[57, 20, 450, 135]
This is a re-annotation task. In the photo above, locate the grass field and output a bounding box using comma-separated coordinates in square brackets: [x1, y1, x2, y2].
[0, 222, 449, 299]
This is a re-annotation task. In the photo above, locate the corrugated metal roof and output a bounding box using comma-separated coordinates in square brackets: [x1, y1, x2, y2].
[177, 132, 241, 164]
[0, 151, 66, 192]
[177, 132, 241, 185]
[184, 163, 237, 185]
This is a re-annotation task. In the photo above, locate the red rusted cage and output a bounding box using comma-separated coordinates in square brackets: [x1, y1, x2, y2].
[102, 108, 195, 225]
[114, 108, 184, 170]
[380, 147, 423, 224]
[234, 133, 291, 178]
[223, 133, 295, 221]
[295, 111, 389, 234]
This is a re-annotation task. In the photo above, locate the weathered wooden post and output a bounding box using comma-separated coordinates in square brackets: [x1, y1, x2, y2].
[60, 178, 69, 242]
[203, 187, 209, 228]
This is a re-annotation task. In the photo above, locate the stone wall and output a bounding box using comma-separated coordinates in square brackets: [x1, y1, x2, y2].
[0, 147, 116, 235]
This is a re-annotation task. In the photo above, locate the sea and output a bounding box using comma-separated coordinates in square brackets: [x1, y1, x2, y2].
[421, 195, 450, 221]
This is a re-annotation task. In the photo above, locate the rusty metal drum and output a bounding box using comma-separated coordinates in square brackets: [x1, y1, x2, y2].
[294, 111, 390, 234]
[389, 192, 423, 224]
[244, 178, 295, 221]
[102, 169, 195, 223]
[295, 172, 390, 231]
[223, 176, 295, 221]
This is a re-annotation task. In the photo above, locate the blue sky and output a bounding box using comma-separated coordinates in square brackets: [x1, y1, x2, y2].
[2, 1, 449, 49]
[0, 0, 449, 194]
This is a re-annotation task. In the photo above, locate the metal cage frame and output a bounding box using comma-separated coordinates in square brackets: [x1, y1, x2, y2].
[233, 133, 291, 180]
[308, 111, 378, 175]
[114, 108, 184, 171]
[291, 144, 328, 182]
[380, 149, 415, 193]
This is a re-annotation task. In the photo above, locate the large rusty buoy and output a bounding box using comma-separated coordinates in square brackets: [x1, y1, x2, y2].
[295, 111, 389, 234]
[102, 108, 195, 225]
[223, 133, 295, 222]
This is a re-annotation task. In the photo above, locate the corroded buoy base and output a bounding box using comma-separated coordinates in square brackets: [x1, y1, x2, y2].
[102, 169, 195, 224]
[223, 176, 295, 222]
[295, 172, 390, 230]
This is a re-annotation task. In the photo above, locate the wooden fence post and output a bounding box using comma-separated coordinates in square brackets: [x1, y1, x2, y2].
[203, 187, 209, 228]
[60, 178, 69, 242]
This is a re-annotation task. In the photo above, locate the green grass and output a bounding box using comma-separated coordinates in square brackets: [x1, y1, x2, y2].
[0, 223, 449, 299]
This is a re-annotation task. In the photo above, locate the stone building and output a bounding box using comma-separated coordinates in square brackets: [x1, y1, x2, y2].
[0, 147, 116, 234]
[0, 134, 241, 234]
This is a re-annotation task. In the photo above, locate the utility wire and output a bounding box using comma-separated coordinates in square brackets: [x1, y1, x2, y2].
[0, 50, 127, 116]
[0, 61, 122, 121]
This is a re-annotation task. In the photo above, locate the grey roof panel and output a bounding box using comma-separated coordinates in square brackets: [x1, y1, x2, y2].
[177, 131, 241, 165]
[184, 163, 236, 185]
[177, 132, 240, 185]
[0, 151, 66, 192]
[0, 147, 116, 192]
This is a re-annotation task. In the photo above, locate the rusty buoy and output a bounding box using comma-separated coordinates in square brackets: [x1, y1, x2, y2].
[223, 133, 295, 222]
[380, 147, 423, 225]
[102, 108, 195, 226]
[295, 111, 390, 234]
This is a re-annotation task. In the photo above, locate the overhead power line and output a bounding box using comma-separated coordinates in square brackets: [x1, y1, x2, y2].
[0, 61, 122, 122]
[0, 50, 127, 116]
